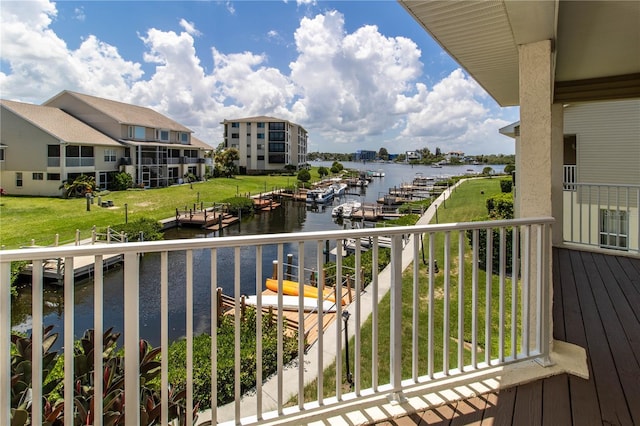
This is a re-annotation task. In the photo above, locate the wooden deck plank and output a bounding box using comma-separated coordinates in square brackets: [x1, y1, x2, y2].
[552, 249, 566, 341]
[590, 253, 640, 425]
[491, 386, 516, 426]
[569, 250, 633, 426]
[607, 256, 640, 322]
[541, 374, 571, 426]
[450, 395, 488, 425]
[512, 380, 542, 426]
[478, 392, 499, 425]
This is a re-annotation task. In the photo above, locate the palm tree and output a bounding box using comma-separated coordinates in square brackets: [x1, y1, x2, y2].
[59, 175, 96, 198]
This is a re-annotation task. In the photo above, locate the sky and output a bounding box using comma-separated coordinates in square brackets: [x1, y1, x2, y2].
[0, 0, 518, 155]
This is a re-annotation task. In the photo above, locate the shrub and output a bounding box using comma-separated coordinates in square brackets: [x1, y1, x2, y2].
[317, 166, 328, 178]
[221, 196, 254, 216]
[297, 169, 311, 183]
[113, 172, 133, 190]
[486, 192, 514, 219]
[167, 308, 298, 408]
[504, 164, 515, 174]
[107, 217, 163, 242]
[500, 178, 513, 193]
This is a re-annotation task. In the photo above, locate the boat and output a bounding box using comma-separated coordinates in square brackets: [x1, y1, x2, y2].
[244, 295, 337, 313]
[306, 187, 334, 204]
[330, 182, 348, 196]
[431, 162, 443, 168]
[332, 200, 361, 218]
[265, 278, 346, 305]
[367, 169, 385, 178]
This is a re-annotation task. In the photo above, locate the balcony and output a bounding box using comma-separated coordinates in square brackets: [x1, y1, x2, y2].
[2, 213, 588, 426]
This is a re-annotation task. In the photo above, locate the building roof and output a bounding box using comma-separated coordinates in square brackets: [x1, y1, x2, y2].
[221, 115, 307, 132]
[1, 99, 122, 147]
[45, 90, 193, 133]
[399, 1, 640, 106]
[190, 135, 213, 150]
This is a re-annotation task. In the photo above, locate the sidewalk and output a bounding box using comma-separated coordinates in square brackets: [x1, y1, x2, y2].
[203, 180, 464, 425]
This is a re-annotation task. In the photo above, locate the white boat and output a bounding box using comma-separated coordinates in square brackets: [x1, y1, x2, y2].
[244, 295, 337, 313]
[332, 200, 362, 218]
[306, 187, 334, 204]
[367, 169, 385, 178]
[330, 182, 348, 196]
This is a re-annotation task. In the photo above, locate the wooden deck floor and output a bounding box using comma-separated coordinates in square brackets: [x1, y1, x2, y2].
[374, 247, 640, 426]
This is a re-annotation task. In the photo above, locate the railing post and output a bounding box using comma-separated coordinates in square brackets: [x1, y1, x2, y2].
[123, 252, 140, 426]
[387, 234, 406, 404]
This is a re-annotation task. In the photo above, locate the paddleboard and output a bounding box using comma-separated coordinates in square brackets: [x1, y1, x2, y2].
[265, 278, 346, 305]
[244, 295, 337, 313]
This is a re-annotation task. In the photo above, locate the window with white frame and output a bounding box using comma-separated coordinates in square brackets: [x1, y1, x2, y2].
[179, 132, 189, 144]
[32, 172, 44, 180]
[104, 149, 117, 162]
[600, 209, 628, 250]
[128, 126, 146, 140]
[0, 147, 5, 162]
[156, 129, 170, 142]
[16, 172, 23, 187]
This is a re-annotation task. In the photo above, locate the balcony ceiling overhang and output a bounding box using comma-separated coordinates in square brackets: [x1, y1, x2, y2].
[399, 0, 640, 106]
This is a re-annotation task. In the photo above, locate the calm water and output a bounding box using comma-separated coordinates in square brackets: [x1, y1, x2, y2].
[12, 162, 503, 347]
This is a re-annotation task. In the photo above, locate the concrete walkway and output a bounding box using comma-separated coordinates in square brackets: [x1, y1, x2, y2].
[201, 180, 464, 425]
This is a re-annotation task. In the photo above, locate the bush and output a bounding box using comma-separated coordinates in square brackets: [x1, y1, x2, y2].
[486, 192, 514, 219]
[499, 178, 513, 193]
[221, 196, 254, 215]
[113, 172, 133, 190]
[167, 308, 298, 408]
[107, 217, 163, 242]
[504, 164, 515, 174]
[297, 169, 311, 183]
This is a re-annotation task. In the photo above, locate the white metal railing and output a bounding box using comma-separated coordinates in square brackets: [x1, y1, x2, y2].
[563, 165, 576, 191]
[563, 182, 640, 253]
[1, 217, 553, 426]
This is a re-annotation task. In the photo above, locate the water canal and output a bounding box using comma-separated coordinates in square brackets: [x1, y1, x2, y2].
[12, 162, 505, 347]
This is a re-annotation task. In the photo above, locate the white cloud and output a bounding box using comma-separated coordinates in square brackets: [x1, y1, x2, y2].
[0, 1, 515, 154]
[74, 7, 86, 22]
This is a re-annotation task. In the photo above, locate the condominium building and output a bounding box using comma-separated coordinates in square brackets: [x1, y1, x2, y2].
[221, 116, 307, 173]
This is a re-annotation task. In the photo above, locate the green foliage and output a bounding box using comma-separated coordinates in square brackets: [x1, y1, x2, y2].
[10, 261, 28, 295]
[113, 172, 133, 191]
[486, 192, 514, 219]
[221, 196, 254, 215]
[482, 166, 494, 176]
[59, 175, 97, 198]
[214, 148, 240, 177]
[398, 199, 432, 214]
[106, 218, 164, 242]
[167, 308, 298, 409]
[283, 164, 297, 175]
[297, 169, 311, 183]
[378, 214, 420, 227]
[317, 166, 328, 178]
[499, 178, 513, 193]
[503, 164, 515, 174]
[325, 247, 391, 287]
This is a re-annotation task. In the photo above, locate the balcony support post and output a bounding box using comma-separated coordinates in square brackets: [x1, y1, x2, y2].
[0, 261, 10, 426]
[536, 223, 554, 367]
[387, 234, 406, 405]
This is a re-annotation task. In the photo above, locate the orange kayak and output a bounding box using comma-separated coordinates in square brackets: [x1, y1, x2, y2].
[265, 278, 346, 305]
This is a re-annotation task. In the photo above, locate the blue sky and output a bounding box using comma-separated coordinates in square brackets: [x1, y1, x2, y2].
[0, 0, 518, 154]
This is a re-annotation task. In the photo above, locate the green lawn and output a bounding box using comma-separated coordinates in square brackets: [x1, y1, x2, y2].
[0, 174, 310, 249]
[300, 177, 520, 402]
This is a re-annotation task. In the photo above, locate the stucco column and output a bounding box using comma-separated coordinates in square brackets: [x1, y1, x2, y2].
[518, 39, 557, 361]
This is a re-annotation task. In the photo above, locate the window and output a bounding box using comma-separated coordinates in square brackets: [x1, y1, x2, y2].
[66, 145, 94, 167]
[269, 131, 285, 141]
[0, 147, 4, 162]
[179, 132, 189, 144]
[600, 209, 628, 250]
[32, 172, 43, 180]
[156, 129, 170, 142]
[16, 172, 23, 187]
[104, 149, 117, 162]
[257, 144, 264, 150]
[128, 126, 146, 139]
[269, 154, 285, 164]
[231, 122, 239, 128]
[269, 122, 285, 130]
[257, 133, 265, 139]
[247, 144, 251, 148]
[47, 144, 60, 167]
[257, 155, 265, 161]
[47, 173, 60, 181]
[269, 142, 285, 152]
[257, 122, 265, 128]
[231, 133, 239, 138]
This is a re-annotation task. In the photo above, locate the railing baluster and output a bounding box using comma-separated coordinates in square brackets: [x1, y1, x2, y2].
[499, 228, 505, 363]
[186, 249, 194, 426]
[428, 232, 435, 379]
[388, 234, 404, 403]
[234, 247, 242, 421]
[161, 252, 169, 425]
[64, 256, 74, 426]
[522, 226, 531, 357]
[512, 226, 520, 359]
[485, 227, 493, 366]
[32, 261, 43, 425]
[0, 261, 10, 426]
[457, 231, 465, 372]
[371, 237, 379, 391]
[93, 255, 104, 423]
[296, 242, 304, 411]
[471, 229, 478, 369]
[316, 240, 324, 406]
[256, 245, 263, 418]
[536, 226, 543, 355]
[354, 237, 362, 396]
[123, 252, 139, 426]
[210, 248, 218, 422]
[277, 244, 284, 413]
[443, 231, 450, 375]
[336, 240, 343, 400]
[412, 234, 420, 381]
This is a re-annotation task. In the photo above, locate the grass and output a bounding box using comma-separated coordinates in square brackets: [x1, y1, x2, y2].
[0, 173, 315, 249]
[299, 177, 521, 403]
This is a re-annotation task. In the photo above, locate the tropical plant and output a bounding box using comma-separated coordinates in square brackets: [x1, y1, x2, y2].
[214, 148, 240, 177]
[59, 175, 96, 198]
[106, 218, 164, 242]
[113, 172, 133, 191]
[297, 169, 310, 183]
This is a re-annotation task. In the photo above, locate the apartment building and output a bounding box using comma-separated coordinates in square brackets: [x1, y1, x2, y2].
[0, 91, 211, 196]
[221, 116, 307, 173]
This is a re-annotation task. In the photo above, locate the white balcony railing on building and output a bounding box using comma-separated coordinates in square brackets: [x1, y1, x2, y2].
[563, 165, 576, 191]
[563, 182, 640, 253]
[1, 217, 553, 426]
